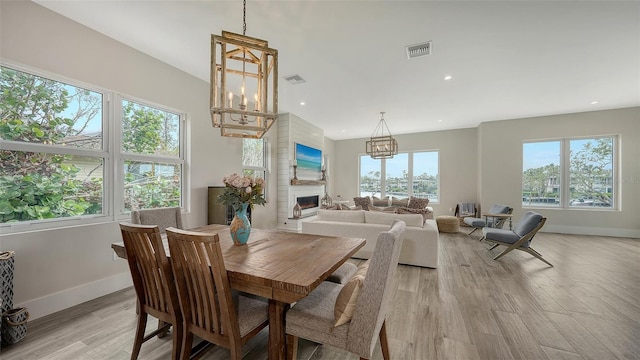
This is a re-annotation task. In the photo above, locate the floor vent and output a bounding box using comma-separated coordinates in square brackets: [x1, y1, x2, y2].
[406, 41, 432, 59]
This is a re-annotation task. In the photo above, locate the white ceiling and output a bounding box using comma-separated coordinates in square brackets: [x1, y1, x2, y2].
[34, 0, 640, 140]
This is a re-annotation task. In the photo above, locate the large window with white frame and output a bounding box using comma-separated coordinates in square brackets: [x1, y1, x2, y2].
[359, 150, 439, 202]
[0, 64, 186, 230]
[522, 136, 616, 209]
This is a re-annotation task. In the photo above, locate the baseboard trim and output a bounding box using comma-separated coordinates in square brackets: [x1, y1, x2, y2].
[19, 272, 132, 321]
[543, 225, 640, 239]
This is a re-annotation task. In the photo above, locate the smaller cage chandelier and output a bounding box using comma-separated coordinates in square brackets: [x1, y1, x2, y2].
[365, 112, 398, 159]
[210, 0, 278, 139]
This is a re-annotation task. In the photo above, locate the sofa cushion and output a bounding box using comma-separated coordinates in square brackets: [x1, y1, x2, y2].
[316, 209, 365, 223]
[353, 197, 371, 211]
[396, 207, 432, 223]
[364, 211, 423, 228]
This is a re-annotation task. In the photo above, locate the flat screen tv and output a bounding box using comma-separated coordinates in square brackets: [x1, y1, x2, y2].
[295, 143, 322, 180]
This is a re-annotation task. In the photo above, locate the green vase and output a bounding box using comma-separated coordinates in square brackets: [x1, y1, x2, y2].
[230, 203, 251, 245]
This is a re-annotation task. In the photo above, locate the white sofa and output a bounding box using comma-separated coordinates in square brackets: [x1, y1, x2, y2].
[301, 209, 439, 268]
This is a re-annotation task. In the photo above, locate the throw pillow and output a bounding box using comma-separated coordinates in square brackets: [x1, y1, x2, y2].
[408, 196, 430, 209]
[353, 196, 371, 211]
[322, 204, 340, 210]
[334, 261, 370, 327]
[368, 205, 397, 213]
[348, 205, 363, 210]
[390, 196, 409, 207]
[371, 196, 391, 207]
[397, 206, 432, 223]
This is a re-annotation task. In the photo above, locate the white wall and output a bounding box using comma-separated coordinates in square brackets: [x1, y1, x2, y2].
[0, 1, 279, 319]
[333, 127, 478, 217]
[478, 107, 640, 237]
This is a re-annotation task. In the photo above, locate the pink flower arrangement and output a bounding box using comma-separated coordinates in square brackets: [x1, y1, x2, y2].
[217, 173, 266, 211]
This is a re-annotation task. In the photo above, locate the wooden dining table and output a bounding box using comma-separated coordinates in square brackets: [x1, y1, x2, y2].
[111, 224, 365, 360]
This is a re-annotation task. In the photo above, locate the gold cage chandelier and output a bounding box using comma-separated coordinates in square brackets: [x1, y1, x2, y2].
[365, 112, 398, 159]
[210, 0, 278, 139]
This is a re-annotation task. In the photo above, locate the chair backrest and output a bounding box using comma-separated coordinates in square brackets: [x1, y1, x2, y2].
[514, 211, 544, 237]
[165, 227, 242, 345]
[487, 204, 513, 227]
[119, 223, 180, 318]
[347, 220, 406, 358]
[131, 207, 183, 234]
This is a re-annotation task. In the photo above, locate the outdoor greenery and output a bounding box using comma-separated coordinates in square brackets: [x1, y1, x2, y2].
[361, 170, 438, 199]
[0, 66, 180, 223]
[522, 138, 613, 207]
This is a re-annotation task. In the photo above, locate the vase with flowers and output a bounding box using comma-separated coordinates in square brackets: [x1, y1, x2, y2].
[217, 173, 266, 245]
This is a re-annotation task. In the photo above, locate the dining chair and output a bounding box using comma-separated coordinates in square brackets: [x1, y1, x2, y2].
[119, 223, 183, 360]
[131, 207, 183, 234]
[285, 220, 406, 360]
[483, 211, 552, 266]
[165, 227, 269, 360]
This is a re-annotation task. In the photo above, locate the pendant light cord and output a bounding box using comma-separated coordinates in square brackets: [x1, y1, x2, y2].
[243, 0, 247, 35]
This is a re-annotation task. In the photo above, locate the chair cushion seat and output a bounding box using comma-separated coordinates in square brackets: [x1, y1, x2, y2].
[237, 294, 270, 337]
[482, 228, 530, 247]
[286, 282, 349, 349]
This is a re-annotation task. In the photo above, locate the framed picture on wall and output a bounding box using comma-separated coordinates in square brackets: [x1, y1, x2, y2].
[295, 143, 322, 180]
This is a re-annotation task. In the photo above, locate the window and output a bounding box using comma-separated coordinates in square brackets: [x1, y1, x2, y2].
[0, 66, 106, 223]
[359, 151, 439, 202]
[121, 99, 183, 211]
[522, 137, 616, 209]
[0, 64, 187, 229]
[242, 138, 267, 196]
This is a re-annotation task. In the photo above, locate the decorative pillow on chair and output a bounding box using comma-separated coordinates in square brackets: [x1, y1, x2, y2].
[334, 261, 370, 326]
[353, 197, 371, 211]
[408, 196, 430, 209]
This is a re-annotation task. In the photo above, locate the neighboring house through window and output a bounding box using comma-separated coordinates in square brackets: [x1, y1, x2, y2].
[522, 137, 616, 209]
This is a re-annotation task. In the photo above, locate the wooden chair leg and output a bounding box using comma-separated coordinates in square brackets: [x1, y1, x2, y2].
[379, 320, 390, 360]
[523, 247, 554, 267]
[158, 319, 169, 338]
[286, 334, 298, 360]
[131, 312, 147, 360]
[179, 331, 194, 360]
[468, 227, 479, 236]
[171, 323, 182, 360]
[492, 242, 520, 260]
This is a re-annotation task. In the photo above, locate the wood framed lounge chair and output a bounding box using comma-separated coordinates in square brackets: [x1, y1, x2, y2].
[463, 204, 513, 236]
[482, 211, 552, 266]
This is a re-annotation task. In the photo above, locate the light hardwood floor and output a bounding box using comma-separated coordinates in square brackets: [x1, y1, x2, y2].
[2, 230, 639, 359]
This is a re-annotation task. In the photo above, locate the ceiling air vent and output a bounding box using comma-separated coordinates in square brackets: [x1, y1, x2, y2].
[406, 41, 432, 59]
[284, 74, 306, 85]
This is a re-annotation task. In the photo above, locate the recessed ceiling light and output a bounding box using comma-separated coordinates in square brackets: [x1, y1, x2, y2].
[299, 101, 306, 106]
[590, 101, 599, 105]
[444, 75, 452, 80]
[438, 119, 443, 123]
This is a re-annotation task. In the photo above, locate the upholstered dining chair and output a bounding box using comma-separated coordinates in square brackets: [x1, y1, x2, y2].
[483, 211, 551, 266]
[463, 204, 513, 236]
[285, 220, 406, 360]
[131, 206, 183, 234]
[165, 227, 269, 360]
[119, 223, 183, 360]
